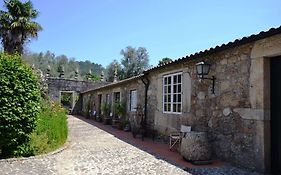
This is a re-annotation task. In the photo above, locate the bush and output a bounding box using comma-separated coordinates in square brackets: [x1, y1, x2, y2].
[29, 100, 68, 155]
[0, 53, 40, 158]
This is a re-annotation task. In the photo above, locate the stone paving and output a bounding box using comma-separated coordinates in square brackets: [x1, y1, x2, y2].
[0, 115, 263, 175]
[0, 115, 188, 175]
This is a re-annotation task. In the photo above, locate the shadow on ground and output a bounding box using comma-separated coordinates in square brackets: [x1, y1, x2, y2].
[73, 115, 222, 174]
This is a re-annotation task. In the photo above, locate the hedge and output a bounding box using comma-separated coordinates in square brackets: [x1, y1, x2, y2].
[0, 53, 40, 157]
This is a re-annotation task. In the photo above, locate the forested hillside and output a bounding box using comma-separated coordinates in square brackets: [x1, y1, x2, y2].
[23, 51, 104, 80]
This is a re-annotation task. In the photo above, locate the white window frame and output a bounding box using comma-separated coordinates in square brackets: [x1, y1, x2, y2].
[163, 72, 182, 114]
[130, 90, 137, 112]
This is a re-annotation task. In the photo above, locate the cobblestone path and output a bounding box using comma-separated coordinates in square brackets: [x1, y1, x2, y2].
[0, 115, 189, 175]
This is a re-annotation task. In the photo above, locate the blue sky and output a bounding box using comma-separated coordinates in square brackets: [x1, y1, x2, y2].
[1, 0, 281, 67]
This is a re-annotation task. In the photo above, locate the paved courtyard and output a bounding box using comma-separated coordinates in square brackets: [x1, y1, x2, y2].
[0, 115, 188, 175]
[0, 115, 262, 175]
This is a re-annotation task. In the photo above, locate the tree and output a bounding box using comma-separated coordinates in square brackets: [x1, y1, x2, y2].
[0, 0, 42, 54]
[158, 57, 172, 66]
[22, 51, 105, 80]
[120, 46, 149, 79]
[105, 60, 123, 82]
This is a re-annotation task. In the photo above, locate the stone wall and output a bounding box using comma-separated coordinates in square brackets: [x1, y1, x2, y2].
[79, 33, 281, 173]
[81, 77, 148, 126]
[148, 44, 257, 169]
[146, 33, 281, 172]
[190, 44, 256, 170]
[47, 77, 108, 113]
[147, 65, 192, 135]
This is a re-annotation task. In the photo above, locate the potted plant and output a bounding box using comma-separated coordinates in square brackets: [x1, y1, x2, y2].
[96, 115, 102, 122]
[123, 120, 131, 132]
[114, 101, 125, 129]
[101, 103, 111, 125]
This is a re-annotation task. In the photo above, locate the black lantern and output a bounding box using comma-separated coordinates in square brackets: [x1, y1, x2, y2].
[195, 61, 216, 94]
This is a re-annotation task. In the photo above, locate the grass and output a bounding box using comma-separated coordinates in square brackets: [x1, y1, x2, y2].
[29, 100, 68, 155]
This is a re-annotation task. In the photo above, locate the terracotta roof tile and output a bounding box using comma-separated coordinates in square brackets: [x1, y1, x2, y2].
[145, 25, 281, 72]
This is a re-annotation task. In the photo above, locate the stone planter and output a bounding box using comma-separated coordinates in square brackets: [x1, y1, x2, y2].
[103, 117, 111, 125]
[180, 131, 211, 161]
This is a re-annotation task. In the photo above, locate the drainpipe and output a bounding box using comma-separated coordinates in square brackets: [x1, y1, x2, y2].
[141, 74, 150, 125]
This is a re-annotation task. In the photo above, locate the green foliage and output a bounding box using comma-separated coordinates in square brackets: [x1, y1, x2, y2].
[101, 103, 110, 116]
[104, 46, 150, 82]
[0, 0, 42, 54]
[120, 46, 150, 79]
[158, 57, 172, 66]
[77, 60, 104, 79]
[61, 92, 72, 107]
[0, 53, 40, 158]
[105, 60, 123, 82]
[29, 100, 68, 155]
[86, 73, 101, 82]
[22, 51, 105, 80]
[114, 101, 125, 118]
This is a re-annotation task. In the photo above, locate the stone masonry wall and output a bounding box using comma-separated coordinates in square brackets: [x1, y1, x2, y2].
[47, 77, 107, 102]
[147, 42, 261, 171]
[79, 33, 281, 173]
[192, 44, 256, 170]
[82, 78, 149, 127]
[47, 77, 108, 114]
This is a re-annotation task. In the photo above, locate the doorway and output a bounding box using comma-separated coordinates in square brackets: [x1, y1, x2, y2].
[60, 91, 76, 113]
[270, 57, 281, 174]
[98, 94, 102, 115]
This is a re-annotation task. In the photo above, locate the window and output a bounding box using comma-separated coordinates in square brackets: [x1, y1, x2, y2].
[98, 94, 102, 114]
[130, 90, 137, 111]
[105, 94, 110, 104]
[163, 73, 182, 113]
[114, 92, 121, 103]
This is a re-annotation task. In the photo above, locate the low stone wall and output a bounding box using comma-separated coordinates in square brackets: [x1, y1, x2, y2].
[47, 77, 108, 114]
[47, 77, 107, 102]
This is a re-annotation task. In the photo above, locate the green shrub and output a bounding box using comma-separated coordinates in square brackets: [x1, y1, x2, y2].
[29, 100, 68, 155]
[0, 53, 40, 158]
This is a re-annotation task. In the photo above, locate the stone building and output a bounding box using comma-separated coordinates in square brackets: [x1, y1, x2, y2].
[47, 77, 108, 114]
[80, 26, 281, 173]
[81, 75, 147, 123]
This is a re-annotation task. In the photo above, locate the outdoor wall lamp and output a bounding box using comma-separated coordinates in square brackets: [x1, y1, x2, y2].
[195, 61, 216, 94]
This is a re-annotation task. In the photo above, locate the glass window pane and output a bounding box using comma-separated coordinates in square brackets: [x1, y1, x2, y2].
[168, 86, 171, 93]
[178, 75, 181, 83]
[174, 75, 177, 84]
[164, 77, 167, 85]
[173, 94, 177, 102]
[173, 85, 177, 93]
[178, 104, 181, 112]
[167, 104, 171, 111]
[178, 94, 181, 102]
[130, 90, 137, 111]
[168, 95, 171, 102]
[178, 85, 181, 93]
[173, 104, 177, 112]
[168, 77, 171, 84]
[164, 104, 167, 111]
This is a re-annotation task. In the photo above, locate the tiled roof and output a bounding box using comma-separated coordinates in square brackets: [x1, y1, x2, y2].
[81, 25, 281, 94]
[145, 25, 281, 73]
[81, 74, 144, 94]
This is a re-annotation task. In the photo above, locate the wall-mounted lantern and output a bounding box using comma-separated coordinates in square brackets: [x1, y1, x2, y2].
[195, 61, 216, 94]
